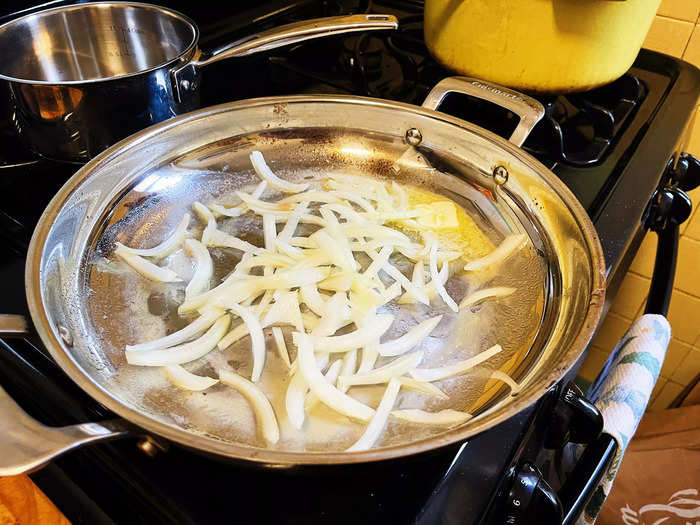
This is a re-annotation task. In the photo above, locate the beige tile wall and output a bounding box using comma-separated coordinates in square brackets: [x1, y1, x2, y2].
[579, 0, 700, 411]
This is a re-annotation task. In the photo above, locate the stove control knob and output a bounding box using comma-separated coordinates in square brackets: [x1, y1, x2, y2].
[501, 463, 562, 525]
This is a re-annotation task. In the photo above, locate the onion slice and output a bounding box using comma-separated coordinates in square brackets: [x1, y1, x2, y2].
[463, 234, 527, 272]
[125, 316, 230, 366]
[300, 284, 327, 316]
[313, 313, 394, 352]
[219, 369, 280, 445]
[305, 359, 343, 410]
[294, 332, 374, 422]
[203, 228, 261, 253]
[114, 244, 182, 282]
[271, 327, 291, 368]
[459, 287, 516, 309]
[346, 378, 401, 452]
[163, 365, 218, 391]
[117, 213, 190, 258]
[377, 315, 442, 357]
[227, 302, 266, 382]
[429, 241, 458, 312]
[390, 409, 472, 427]
[126, 307, 224, 352]
[184, 239, 213, 299]
[490, 370, 522, 395]
[410, 344, 503, 382]
[397, 377, 448, 400]
[250, 150, 309, 193]
[285, 369, 308, 430]
[358, 346, 379, 373]
[337, 351, 423, 389]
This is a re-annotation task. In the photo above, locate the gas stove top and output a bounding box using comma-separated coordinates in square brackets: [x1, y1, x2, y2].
[1, 1, 699, 524]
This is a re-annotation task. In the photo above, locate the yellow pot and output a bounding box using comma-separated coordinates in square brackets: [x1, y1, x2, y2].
[424, 0, 661, 93]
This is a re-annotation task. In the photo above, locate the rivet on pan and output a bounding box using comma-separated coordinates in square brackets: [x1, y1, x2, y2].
[493, 165, 509, 185]
[405, 128, 422, 146]
[180, 79, 191, 91]
[57, 325, 73, 347]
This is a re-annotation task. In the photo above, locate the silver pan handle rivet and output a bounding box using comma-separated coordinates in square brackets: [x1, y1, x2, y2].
[57, 325, 73, 347]
[405, 128, 422, 146]
[493, 165, 509, 185]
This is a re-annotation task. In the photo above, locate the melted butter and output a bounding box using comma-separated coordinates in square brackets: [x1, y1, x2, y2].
[393, 185, 494, 261]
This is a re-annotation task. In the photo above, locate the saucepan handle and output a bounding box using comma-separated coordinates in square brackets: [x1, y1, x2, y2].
[421, 77, 545, 147]
[0, 382, 132, 476]
[172, 14, 399, 102]
[0, 314, 134, 476]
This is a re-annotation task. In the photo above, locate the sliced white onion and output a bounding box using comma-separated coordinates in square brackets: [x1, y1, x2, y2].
[114, 243, 182, 282]
[271, 327, 291, 368]
[262, 291, 304, 332]
[181, 267, 330, 314]
[318, 271, 354, 292]
[410, 344, 503, 382]
[391, 181, 409, 210]
[227, 302, 266, 382]
[377, 258, 429, 305]
[322, 203, 368, 224]
[279, 191, 343, 205]
[305, 359, 343, 411]
[184, 239, 213, 299]
[209, 203, 245, 218]
[218, 368, 280, 444]
[278, 202, 309, 243]
[289, 236, 318, 249]
[459, 287, 516, 309]
[294, 332, 374, 422]
[311, 292, 352, 337]
[319, 208, 358, 273]
[117, 213, 190, 259]
[250, 150, 309, 193]
[235, 252, 294, 272]
[301, 312, 320, 331]
[377, 316, 442, 357]
[337, 351, 423, 389]
[411, 261, 424, 289]
[397, 377, 448, 399]
[203, 228, 261, 253]
[342, 224, 412, 246]
[398, 261, 447, 304]
[390, 408, 472, 427]
[338, 349, 358, 393]
[217, 321, 251, 350]
[163, 364, 218, 391]
[126, 316, 230, 366]
[346, 378, 401, 452]
[300, 284, 327, 316]
[285, 369, 308, 430]
[358, 346, 379, 373]
[362, 244, 393, 284]
[490, 370, 522, 395]
[262, 213, 277, 251]
[379, 282, 402, 306]
[126, 307, 224, 352]
[329, 190, 376, 213]
[464, 234, 527, 272]
[429, 242, 458, 312]
[313, 313, 394, 352]
[192, 201, 216, 224]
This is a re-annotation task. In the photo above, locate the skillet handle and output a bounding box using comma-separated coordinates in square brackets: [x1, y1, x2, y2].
[421, 77, 545, 147]
[172, 14, 399, 102]
[0, 382, 132, 476]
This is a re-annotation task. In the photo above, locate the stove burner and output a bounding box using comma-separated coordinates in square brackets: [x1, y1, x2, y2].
[524, 75, 647, 166]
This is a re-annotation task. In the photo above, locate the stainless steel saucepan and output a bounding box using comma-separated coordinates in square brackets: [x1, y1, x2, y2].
[0, 76, 605, 474]
[0, 2, 398, 162]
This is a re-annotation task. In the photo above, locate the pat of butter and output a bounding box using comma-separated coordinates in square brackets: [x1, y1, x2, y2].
[415, 201, 459, 228]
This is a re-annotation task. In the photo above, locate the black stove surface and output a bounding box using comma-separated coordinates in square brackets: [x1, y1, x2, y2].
[1, 1, 699, 524]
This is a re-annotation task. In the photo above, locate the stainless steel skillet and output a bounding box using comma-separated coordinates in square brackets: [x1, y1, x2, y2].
[0, 76, 605, 473]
